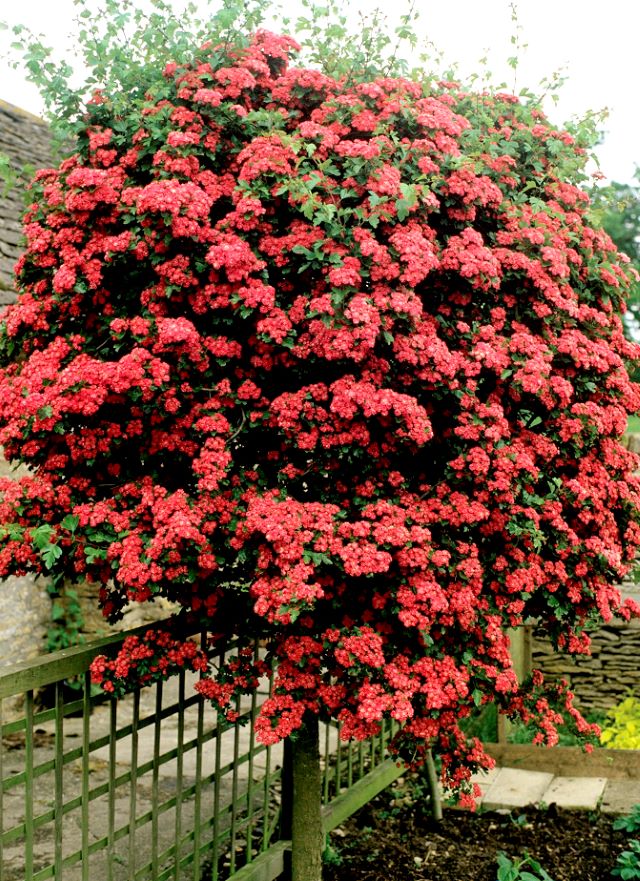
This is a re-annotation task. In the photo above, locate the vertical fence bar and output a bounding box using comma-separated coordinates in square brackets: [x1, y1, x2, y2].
[261, 741, 272, 852]
[173, 671, 185, 881]
[151, 681, 163, 880]
[192, 656, 205, 879]
[262, 663, 275, 853]
[323, 724, 331, 803]
[334, 723, 342, 795]
[107, 699, 117, 881]
[380, 718, 388, 758]
[347, 737, 354, 789]
[245, 658, 258, 865]
[211, 708, 223, 881]
[54, 683, 64, 881]
[24, 690, 35, 881]
[211, 640, 227, 881]
[229, 693, 242, 875]
[128, 689, 140, 878]
[81, 672, 91, 881]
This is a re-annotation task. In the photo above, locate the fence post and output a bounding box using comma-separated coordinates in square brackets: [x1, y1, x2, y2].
[499, 625, 533, 744]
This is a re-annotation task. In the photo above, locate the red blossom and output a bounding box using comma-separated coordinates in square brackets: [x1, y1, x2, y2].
[0, 30, 637, 801]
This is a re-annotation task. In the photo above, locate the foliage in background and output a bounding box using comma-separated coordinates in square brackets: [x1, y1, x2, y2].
[589, 173, 640, 341]
[0, 0, 639, 810]
[600, 697, 640, 750]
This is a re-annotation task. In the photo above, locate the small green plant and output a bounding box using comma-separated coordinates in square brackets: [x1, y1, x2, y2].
[611, 839, 640, 880]
[0, 152, 17, 197]
[46, 582, 84, 652]
[496, 851, 556, 881]
[322, 842, 343, 868]
[614, 805, 640, 836]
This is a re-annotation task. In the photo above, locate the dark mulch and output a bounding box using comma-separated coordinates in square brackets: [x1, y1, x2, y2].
[324, 795, 627, 881]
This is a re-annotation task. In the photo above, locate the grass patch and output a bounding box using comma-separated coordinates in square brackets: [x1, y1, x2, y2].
[627, 415, 640, 434]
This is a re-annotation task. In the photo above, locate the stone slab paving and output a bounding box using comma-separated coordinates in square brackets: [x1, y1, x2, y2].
[472, 768, 640, 814]
[481, 768, 554, 809]
[601, 779, 640, 814]
[542, 776, 607, 810]
[469, 767, 500, 799]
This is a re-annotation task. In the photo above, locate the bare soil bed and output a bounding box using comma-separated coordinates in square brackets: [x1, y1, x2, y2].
[324, 795, 627, 881]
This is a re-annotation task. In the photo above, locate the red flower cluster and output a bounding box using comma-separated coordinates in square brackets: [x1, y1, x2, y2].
[89, 629, 207, 695]
[1, 30, 639, 798]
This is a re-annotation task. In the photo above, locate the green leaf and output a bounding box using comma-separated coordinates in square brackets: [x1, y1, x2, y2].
[395, 199, 411, 222]
[85, 546, 107, 564]
[41, 543, 63, 569]
[51, 603, 66, 621]
[61, 515, 79, 533]
[31, 524, 54, 550]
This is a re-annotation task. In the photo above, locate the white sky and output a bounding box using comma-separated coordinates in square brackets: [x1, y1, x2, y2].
[0, 0, 638, 184]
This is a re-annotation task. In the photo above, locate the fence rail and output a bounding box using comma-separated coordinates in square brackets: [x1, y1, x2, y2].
[0, 625, 401, 881]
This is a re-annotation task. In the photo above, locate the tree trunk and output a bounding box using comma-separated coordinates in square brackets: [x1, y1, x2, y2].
[425, 749, 443, 821]
[290, 714, 323, 881]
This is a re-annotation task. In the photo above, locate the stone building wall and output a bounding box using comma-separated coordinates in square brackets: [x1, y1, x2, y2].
[0, 101, 56, 674]
[0, 99, 54, 305]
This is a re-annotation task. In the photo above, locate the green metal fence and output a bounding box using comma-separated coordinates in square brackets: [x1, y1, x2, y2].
[0, 625, 402, 881]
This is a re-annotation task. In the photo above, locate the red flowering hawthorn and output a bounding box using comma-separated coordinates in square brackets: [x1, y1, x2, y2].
[1, 31, 640, 801]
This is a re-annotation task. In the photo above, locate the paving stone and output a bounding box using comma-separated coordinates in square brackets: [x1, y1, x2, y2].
[470, 767, 500, 798]
[481, 768, 554, 809]
[601, 779, 640, 815]
[541, 776, 607, 810]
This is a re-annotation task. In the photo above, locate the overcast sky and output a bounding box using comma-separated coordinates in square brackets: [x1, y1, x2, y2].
[1, 0, 638, 185]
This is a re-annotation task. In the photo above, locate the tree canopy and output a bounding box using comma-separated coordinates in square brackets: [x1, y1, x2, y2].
[1, 17, 639, 803]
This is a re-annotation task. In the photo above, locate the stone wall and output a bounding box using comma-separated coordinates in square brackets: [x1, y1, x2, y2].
[71, 579, 176, 639]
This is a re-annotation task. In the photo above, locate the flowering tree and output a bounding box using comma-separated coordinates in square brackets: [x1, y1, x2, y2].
[1, 21, 640, 880]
